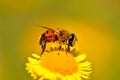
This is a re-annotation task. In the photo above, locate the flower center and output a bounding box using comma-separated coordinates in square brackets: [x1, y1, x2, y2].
[40, 51, 78, 75]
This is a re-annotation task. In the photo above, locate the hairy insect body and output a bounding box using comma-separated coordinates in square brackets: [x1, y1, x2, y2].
[37, 25, 77, 55]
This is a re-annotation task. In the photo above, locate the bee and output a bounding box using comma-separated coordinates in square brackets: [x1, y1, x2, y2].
[36, 25, 77, 55]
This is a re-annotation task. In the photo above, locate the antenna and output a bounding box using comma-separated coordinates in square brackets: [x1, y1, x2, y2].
[35, 24, 54, 30]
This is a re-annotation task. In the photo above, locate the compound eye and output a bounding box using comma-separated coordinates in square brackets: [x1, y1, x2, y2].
[69, 35, 72, 39]
[68, 34, 75, 40]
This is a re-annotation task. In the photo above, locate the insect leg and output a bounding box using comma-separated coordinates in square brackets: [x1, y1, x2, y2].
[67, 44, 70, 52]
[41, 42, 46, 55]
[39, 34, 46, 55]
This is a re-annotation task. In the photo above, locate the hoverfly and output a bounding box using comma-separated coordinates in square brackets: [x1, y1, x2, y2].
[36, 24, 77, 55]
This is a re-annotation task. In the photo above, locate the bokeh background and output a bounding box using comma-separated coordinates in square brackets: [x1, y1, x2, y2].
[0, 0, 120, 80]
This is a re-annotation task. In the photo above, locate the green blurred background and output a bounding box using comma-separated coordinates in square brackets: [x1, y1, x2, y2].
[0, 0, 120, 80]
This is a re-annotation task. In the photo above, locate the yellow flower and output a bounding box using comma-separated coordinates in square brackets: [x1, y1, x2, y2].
[26, 50, 92, 80]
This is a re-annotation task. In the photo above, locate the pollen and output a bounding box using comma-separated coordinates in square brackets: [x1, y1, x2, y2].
[41, 51, 78, 75]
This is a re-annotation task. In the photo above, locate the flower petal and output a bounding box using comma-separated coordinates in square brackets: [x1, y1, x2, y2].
[32, 54, 40, 59]
[71, 72, 82, 80]
[75, 53, 87, 62]
[28, 57, 38, 63]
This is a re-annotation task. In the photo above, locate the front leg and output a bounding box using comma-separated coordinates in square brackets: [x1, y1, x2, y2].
[67, 44, 70, 52]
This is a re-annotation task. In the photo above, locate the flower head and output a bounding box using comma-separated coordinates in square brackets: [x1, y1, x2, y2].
[26, 49, 92, 80]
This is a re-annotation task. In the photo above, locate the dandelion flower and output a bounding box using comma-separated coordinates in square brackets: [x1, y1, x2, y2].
[26, 50, 92, 80]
